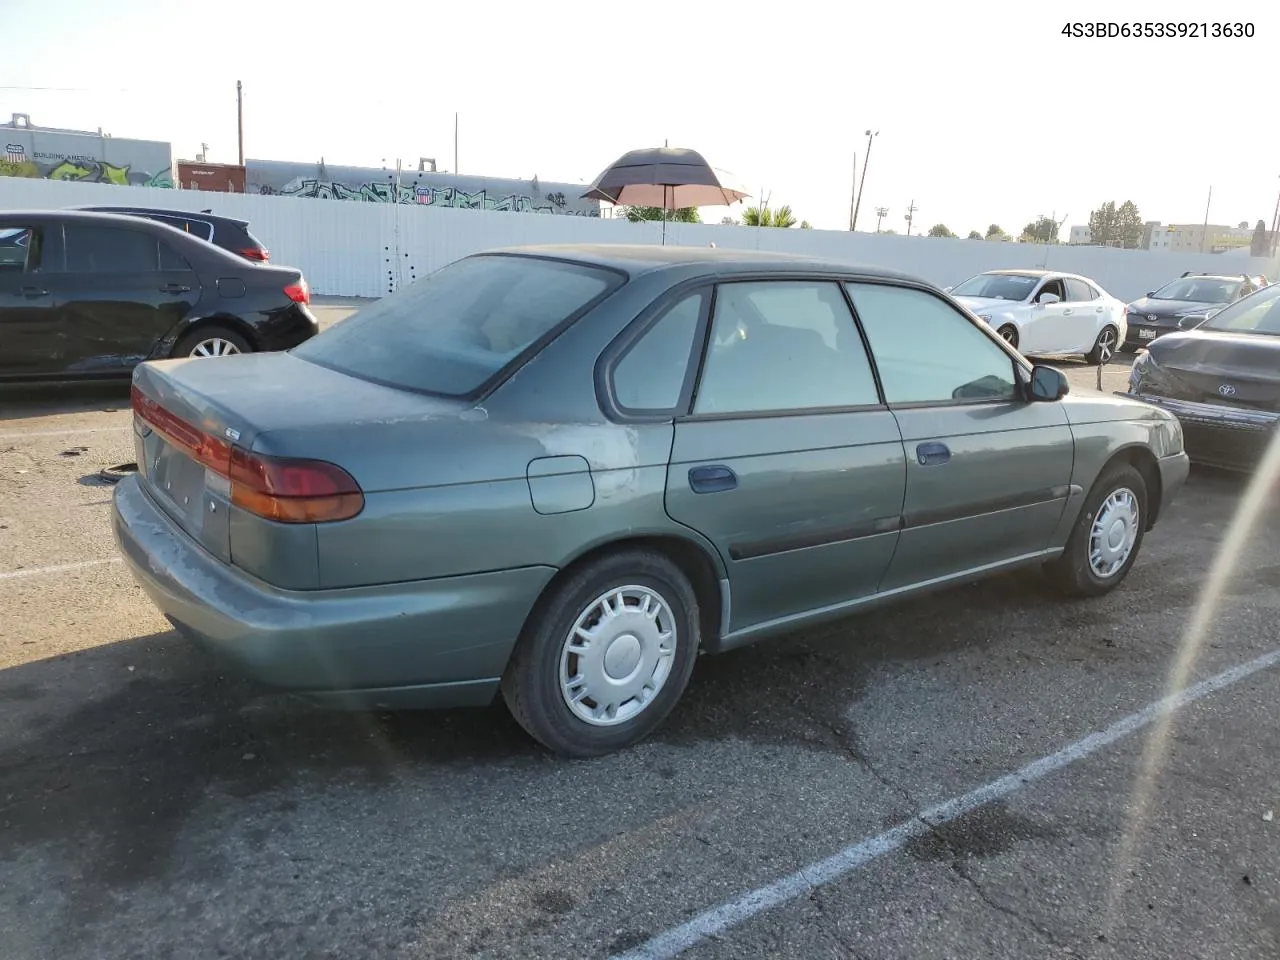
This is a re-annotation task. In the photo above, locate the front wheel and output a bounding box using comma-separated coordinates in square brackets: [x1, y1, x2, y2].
[1085, 325, 1118, 365]
[997, 324, 1019, 349]
[500, 549, 700, 758]
[1044, 461, 1148, 598]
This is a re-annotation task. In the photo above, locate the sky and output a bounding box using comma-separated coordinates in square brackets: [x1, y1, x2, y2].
[1, 0, 1276, 238]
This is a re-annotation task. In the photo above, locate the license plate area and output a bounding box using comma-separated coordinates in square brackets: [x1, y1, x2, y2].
[136, 426, 233, 561]
[1139, 327, 1157, 339]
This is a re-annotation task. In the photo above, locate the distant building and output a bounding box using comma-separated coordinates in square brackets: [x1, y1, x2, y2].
[245, 158, 600, 216]
[1068, 225, 1092, 245]
[0, 112, 173, 187]
[175, 160, 246, 193]
[1144, 222, 1256, 253]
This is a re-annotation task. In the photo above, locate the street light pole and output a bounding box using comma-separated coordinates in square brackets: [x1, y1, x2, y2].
[848, 152, 857, 231]
[851, 129, 878, 232]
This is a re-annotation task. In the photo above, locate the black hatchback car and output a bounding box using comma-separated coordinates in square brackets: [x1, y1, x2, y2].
[0, 209, 317, 382]
[74, 205, 271, 262]
[1123, 272, 1263, 350]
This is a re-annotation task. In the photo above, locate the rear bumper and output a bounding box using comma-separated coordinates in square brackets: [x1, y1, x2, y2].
[258, 303, 319, 351]
[1124, 392, 1279, 472]
[111, 474, 555, 708]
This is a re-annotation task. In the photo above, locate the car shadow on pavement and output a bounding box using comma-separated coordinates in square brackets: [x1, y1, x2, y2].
[0, 383, 131, 421]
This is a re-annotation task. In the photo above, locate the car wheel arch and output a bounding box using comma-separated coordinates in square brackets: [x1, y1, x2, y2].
[529, 533, 728, 651]
[1097, 443, 1162, 530]
[167, 314, 259, 357]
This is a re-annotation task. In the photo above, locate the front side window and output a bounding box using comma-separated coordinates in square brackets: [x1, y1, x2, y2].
[692, 280, 880, 415]
[612, 291, 705, 413]
[63, 225, 158, 273]
[846, 282, 1020, 405]
[292, 254, 623, 397]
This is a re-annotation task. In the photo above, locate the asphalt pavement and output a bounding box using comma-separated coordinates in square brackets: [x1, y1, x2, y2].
[2, 353, 1279, 960]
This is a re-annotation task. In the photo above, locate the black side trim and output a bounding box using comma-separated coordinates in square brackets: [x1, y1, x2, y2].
[729, 516, 903, 561]
[903, 484, 1072, 530]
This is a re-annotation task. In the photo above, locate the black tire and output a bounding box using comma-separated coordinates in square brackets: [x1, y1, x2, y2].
[172, 324, 252, 359]
[997, 325, 1019, 349]
[1085, 325, 1119, 365]
[500, 549, 700, 758]
[1044, 461, 1148, 598]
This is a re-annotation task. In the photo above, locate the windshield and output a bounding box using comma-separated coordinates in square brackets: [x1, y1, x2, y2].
[1197, 284, 1280, 336]
[950, 273, 1039, 300]
[1151, 277, 1240, 303]
[292, 253, 624, 397]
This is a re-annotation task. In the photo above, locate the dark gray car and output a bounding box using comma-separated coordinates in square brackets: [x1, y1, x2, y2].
[112, 245, 1191, 757]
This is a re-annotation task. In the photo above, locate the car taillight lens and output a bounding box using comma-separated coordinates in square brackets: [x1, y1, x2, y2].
[240, 247, 270, 262]
[284, 278, 310, 304]
[131, 385, 362, 524]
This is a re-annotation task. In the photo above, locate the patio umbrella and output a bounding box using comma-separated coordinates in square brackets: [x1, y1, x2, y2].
[582, 146, 749, 243]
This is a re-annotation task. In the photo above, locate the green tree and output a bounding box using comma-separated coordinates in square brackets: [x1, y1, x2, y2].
[720, 215, 736, 225]
[625, 205, 701, 223]
[800, 220, 813, 229]
[966, 230, 983, 240]
[985, 223, 1005, 240]
[927, 223, 956, 238]
[1019, 216, 1060, 244]
[742, 204, 798, 228]
[1087, 200, 1143, 248]
[1252, 219, 1270, 257]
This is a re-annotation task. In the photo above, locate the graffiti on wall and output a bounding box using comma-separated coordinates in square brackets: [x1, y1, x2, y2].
[257, 177, 598, 215]
[0, 144, 173, 188]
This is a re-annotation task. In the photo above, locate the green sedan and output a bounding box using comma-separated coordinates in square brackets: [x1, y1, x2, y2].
[112, 244, 1191, 757]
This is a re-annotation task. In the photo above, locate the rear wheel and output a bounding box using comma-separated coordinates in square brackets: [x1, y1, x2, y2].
[501, 549, 700, 758]
[1044, 461, 1148, 597]
[997, 324, 1019, 349]
[173, 324, 252, 359]
[1085, 325, 1118, 365]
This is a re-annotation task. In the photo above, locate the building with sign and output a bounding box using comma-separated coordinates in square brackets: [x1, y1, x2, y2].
[0, 113, 173, 188]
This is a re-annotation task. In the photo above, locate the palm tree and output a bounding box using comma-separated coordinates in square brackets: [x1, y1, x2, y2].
[742, 204, 798, 228]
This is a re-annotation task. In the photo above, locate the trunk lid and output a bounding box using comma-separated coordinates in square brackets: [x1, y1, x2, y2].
[130, 352, 468, 560]
[1147, 330, 1280, 410]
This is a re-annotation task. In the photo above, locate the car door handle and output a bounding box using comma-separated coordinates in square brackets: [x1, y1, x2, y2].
[688, 464, 737, 493]
[916, 442, 951, 466]
[160, 282, 192, 293]
[20, 286, 49, 298]
[1062, 309, 1073, 315]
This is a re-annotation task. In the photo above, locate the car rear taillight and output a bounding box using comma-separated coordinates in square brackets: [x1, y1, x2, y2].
[131, 385, 362, 524]
[240, 247, 270, 262]
[284, 278, 310, 304]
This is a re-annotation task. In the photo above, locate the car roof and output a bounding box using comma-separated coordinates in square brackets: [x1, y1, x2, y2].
[72, 205, 251, 228]
[479, 242, 925, 284]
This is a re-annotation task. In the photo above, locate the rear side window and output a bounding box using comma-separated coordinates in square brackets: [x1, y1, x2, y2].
[293, 254, 624, 397]
[0, 226, 35, 271]
[1065, 278, 1096, 302]
[611, 291, 705, 413]
[64, 225, 158, 272]
[158, 240, 192, 271]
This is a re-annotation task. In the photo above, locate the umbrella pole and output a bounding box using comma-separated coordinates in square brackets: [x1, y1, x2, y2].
[662, 184, 669, 246]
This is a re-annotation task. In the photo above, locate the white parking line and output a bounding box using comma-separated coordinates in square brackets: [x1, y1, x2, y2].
[612, 645, 1280, 960]
[0, 558, 123, 582]
[0, 426, 130, 440]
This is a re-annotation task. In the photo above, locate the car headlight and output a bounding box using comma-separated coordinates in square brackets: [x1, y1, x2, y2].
[978, 314, 992, 322]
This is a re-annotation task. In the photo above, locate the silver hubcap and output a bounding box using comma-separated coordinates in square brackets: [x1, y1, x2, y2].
[191, 337, 240, 358]
[1000, 327, 1017, 344]
[1089, 486, 1139, 578]
[1096, 329, 1116, 362]
[559, 585, 677, 727]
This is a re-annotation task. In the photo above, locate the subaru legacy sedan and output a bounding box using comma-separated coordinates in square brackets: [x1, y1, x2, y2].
[112, 245, 1190, 757]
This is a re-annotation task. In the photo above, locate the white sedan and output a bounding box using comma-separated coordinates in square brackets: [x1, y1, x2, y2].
[945, 269, 1128, 364]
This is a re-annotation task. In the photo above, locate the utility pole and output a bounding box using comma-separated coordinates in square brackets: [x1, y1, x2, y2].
[848, 153, 857, 230]
[1269, 175, 1279, 258]
[904, 199, 918, 236]
[875, 206, 888, 233]
[197, 142, 209, 163]
[454, 112, 459, 175]
[1201, 185, 1212, 253]
[851, 130, 878, 232]
[236, 80, 244, 166]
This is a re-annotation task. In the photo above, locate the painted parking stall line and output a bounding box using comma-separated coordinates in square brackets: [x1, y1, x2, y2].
[0, 426, 130, 441]
[612, 645, 1280, 960]
[0, 558, 123, 582]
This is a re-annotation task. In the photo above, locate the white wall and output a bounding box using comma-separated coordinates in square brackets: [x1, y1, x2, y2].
[3, 177, 1276, 302]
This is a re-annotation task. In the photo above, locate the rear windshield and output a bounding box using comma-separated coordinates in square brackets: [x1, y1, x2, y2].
[292, 254, 624, 397]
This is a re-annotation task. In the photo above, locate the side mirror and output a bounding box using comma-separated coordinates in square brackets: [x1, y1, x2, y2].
[1037, 292, 1061, 305]
[1028, 364, 1069, 402]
